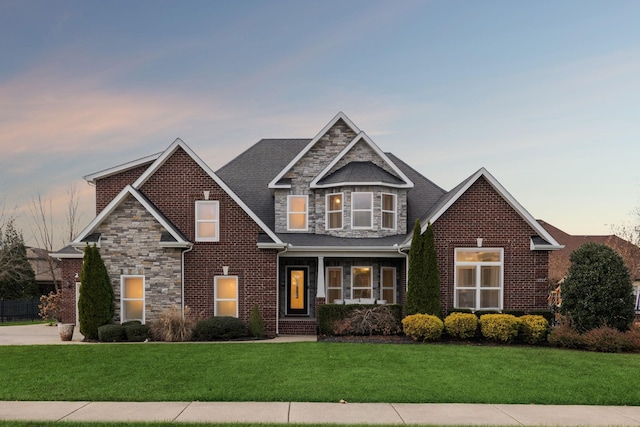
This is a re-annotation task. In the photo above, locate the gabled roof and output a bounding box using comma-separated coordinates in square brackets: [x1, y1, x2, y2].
[405, 167, 562, 250]
[310, 132, 413, 189]
[132, 138, 282, 244]
[73, 185, 191, 248]
[268, 112, 361, 189]
[83, 152, 162, 184]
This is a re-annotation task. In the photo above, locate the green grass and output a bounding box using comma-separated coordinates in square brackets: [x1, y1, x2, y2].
[1, 342, 639, 405]
[0, 320, 49, 326]
[0, 424, 482, 427]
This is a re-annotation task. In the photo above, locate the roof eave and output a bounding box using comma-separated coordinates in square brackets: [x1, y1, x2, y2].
[311, 181, 414, 189]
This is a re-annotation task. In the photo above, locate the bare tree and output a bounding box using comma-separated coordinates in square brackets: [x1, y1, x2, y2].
[64, 183, 82, 245]
[29, 192, 60, 291]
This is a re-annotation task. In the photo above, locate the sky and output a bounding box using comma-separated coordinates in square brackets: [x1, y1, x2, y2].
[2, 0, 640, 248]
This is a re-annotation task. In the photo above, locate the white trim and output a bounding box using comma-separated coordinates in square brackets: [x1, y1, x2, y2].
[453, 248, 504, 311]
[214, 275, 239, 317]
[351, 266, 373, 299]
[131, 138, 282, 244]
[326, 192, 344, 230]
[380, 266, 396, 303]
[287, 195, 309, 231]
[195, 200, 220, 242]
[310, 132, 414, 189]
[381, 193, 397, 230]
[121, 275, 145, 324]
[83, 152, 162, 184]
[269, 112, 361, 189]
[73, 185, 191, 248]
[351, 192, 373, 229]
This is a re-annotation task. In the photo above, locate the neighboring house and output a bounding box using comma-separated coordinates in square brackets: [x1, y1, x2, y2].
[51, 112, 562, 336]
[27, 247, 60, 295]
[538, 220, 640, 314]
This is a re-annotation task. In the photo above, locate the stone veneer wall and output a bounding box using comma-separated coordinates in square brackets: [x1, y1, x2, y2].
[96, 196, 183, 323]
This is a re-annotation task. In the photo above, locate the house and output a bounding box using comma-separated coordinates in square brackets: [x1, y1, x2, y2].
[538, 220, 640, 314]
[27, 247, 60, 295]
[51, 112, 562, 336]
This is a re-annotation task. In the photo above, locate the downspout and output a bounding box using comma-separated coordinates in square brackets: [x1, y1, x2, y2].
[181, 244, 194, 318]
[395, 244, 409, 298]
[275, 244, 290, 336]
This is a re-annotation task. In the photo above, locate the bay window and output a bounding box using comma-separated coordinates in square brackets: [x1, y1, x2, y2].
[352, 192, 373, 229]
[326, 193, 343, 230]
[381, 193, 396, 230]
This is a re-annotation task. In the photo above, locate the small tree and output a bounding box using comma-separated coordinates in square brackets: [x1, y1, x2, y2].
[561, 242, 635, 332]
[423, 222, 442, 317]
[0, 220, 39, 299]
[78, 244, 115, 339]
[248, 303, 265, 338]
[405, 219, 427, 315]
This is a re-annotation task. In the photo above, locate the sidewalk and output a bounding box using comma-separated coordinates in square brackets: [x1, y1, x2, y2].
[1, 401, 639, 425]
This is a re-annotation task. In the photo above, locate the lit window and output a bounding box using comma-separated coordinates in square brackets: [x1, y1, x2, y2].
[381, 267, 396, 303]
[326, 193, 343, 230]
[381, 193, 396, 230]
[287, 195, 308, 231]
[121, 276, 144, 323]
[454, 249, 503, 310]
[196, 201, 219, 242]
[326, 267, 343, 303]
[352, 267, 372, 299]
[214, 276, 238, 317]
[352, 192, 372, 229]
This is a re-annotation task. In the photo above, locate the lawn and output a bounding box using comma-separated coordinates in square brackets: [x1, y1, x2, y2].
[1, 342, 638, 405]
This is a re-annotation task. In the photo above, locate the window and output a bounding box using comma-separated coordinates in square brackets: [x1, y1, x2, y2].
[196, 201, 219, 242]
[326, 193, 343, 230]
[352, 267, 372, 299]
[352, 192, 373, 229]
[454, 249, 503, 310]
[214, 276, 238, 317]
[381, 193, 396, 230]
[326, 267, 343, 303]
[122, 276, 144, 323]
[287, 195, 308, 231]
[634, 284, 640, 312]
[381, 267, 396, 303]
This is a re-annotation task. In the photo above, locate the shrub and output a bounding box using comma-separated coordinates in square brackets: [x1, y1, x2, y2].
[318, 304, 403, 336]
[402, 314, 444, 342]
[248, 304, 265, 338]
[623, 327, 640, 352]
[444, 312, 478, 340]
[333, 306, 401, 336]
[98, 324, 126, 342]
[78, 244, 115, 340]
[561, 243, 635, 332]
[124, 322, 149, 342]
[518, 315, 549, 344]
[38, 291, 62, 323]
[479, 314, 519, 343]
[193, 317, 247, 341]
[581, 326, 632, 353]
[547, 323, 584, 349]
[148, 306, 198, 342]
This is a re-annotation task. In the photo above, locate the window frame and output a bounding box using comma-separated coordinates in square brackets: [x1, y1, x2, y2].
[381, 193, 397, 230]
[380, 266, 396, 303]
[287, 195, 308, 231]
[351, 266, 373, 299]
[326, 193, 344, 230]
[326, 266, 343, 303]
[454, 248, 504, 311]
[121, 275, 145, 324]
[195, 200, 220, 242]
[351, 192, 373, 229]
[214, 275, 239, 318]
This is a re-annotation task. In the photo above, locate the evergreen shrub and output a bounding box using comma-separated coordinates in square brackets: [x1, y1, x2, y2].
[479, 314, 520, 343]
[444, 312, 478, 339]
[98, 324, 126, 342]
[248, 304, 265, 338]
[193, 317, 247, 341]
[518, 315, 549, 344]
[402, 313, 444, 341]
[124, 323, 149, 342]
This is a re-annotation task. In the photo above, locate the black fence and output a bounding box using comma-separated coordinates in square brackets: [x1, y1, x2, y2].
[0, 297, 41, 322]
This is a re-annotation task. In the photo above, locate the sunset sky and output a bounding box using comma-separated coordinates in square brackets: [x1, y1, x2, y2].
[2, 0, 640, 248]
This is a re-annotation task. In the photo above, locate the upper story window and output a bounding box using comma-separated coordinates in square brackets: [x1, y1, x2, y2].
[326, 193, 343, 230]
[454, 249, 503, 311]
[352, 192, 373, 229]
[196, 201, 219, 242]
[287, 195, 308, 231]
[381, 193, 396, 230]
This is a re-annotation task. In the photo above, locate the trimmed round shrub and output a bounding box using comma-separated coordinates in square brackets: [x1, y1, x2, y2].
[125, 323, 150, 342]
[518, 315, 549, 344]
[193, 317, 248, 341]
[479, 314, 519, 343]
[444, 312, 478, 340]
[98, 324, 126, 342]
[402, 314, 444, 342]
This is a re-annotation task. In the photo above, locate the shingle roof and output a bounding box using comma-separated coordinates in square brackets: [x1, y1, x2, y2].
[316, 161, 406, 186]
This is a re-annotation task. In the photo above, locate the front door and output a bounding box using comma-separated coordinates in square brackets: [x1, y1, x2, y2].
[286, 267, 308, 316]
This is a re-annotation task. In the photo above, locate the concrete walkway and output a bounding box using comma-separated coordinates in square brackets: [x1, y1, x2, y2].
[2, 324, 639, 426]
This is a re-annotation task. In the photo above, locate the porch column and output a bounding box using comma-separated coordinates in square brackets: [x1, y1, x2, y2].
[316, 256, 325, 298]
